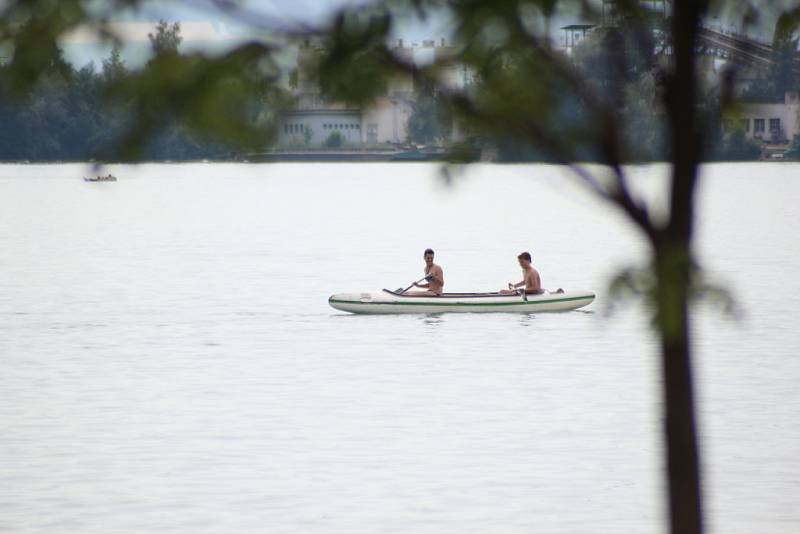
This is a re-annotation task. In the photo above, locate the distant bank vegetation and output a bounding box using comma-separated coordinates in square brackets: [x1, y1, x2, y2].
[0, 20, 283, 162]
[0, 18, 790, 163]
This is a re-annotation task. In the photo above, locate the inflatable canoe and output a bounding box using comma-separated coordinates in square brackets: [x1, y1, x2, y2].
[328, 289, 595, 314]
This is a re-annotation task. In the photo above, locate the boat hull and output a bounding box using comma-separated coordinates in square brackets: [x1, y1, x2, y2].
[328, 290, 595, 314]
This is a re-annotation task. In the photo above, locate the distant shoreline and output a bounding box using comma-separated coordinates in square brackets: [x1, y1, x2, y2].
[0, 155, 796, 165]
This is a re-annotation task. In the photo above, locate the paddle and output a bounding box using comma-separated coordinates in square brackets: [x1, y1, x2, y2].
[397, 275, 432, 294]
[508, 283, 528, 301]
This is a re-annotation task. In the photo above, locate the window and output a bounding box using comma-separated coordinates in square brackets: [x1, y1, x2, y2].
[367, 123, 378, 143]
[769, 118, 780, 132]
[741, 119, 750, 132]
[753, 118, 765, 134]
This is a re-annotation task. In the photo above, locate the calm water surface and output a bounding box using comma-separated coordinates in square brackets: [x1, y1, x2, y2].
[1, 163, 798, 533]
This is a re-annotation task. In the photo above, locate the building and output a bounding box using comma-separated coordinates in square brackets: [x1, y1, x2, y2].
[277, 38, 461, 148]
[560, 24, 595, 56]
[732, 92, 800, 145]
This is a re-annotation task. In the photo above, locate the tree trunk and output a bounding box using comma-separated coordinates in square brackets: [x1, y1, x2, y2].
[655, 240, 702, 534]
[661, 2, 706, 531]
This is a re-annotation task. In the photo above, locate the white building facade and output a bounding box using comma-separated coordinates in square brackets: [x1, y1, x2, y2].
[278, 38, 462, 148]
[278, 101, 415, 147]
[734, 92, 800, 145]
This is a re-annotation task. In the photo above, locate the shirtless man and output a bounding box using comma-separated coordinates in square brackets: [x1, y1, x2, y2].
[410, 248, 444, 296]
[500, 251, 542, 295]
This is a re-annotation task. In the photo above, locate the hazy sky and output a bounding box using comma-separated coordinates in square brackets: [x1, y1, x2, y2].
[62, 0, 451, 67]
[61, 0, 795, 68]
[113, 0, 445, 37]
[131, 0, 360, 26]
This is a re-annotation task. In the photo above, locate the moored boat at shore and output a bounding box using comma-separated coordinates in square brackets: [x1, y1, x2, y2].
[329, 288, 595, 314]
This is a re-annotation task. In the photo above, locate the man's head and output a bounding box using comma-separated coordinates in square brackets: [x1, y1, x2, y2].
[424, 248, 435, 265]
[518, 251, 532, 266]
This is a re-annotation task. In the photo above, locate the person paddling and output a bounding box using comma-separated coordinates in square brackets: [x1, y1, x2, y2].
[500, 251, 543, 295]
[409, 248, 444, 296]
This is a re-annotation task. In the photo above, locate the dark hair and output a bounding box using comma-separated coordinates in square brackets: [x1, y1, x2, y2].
[424, 248, 434, 256]
[518, 251, 532, 262]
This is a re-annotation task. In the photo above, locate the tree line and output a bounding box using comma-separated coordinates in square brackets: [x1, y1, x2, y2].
[0, 21, 266, 162]
[1, 15, 795, 163]
[406, 21, 798, 163]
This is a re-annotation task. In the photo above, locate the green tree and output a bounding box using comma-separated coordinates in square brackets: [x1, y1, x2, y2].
[325, 131, 343, 148]
[148, 20, 182, 56]
[102, 45, 127, 83]
[572, 27, 666, 162]
[0, 39, 90, 161]
[740, 10, 800, 103]
[771, 10, 800, 97]
[712, 129, 761, 161]
[407, 82, 452, 144]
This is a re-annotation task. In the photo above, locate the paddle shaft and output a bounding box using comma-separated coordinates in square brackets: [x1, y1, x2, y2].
[399, 275, 430, 294]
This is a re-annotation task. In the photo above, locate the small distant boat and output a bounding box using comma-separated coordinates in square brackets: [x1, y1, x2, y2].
[329, 289, 595, 314]
[84, 174, 117, 182]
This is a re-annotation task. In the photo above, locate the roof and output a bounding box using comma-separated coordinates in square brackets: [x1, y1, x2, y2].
[560, 24, 596, 31]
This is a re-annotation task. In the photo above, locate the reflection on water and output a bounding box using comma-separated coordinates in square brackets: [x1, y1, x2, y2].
[418, 313, 445, 327]
[1, 162, 798, 534]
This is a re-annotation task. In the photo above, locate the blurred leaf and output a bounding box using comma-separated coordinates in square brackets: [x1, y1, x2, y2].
[104, 42, 289, 159]
[607, 258, 740, 324]
[774, 6, 800, 43]
[314, 8, 395, 105]
[0, 0, 89, 92]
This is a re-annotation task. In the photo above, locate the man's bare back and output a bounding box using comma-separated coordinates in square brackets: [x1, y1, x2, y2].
[500, 251, 542, 294]
[520, 265, 541, 293]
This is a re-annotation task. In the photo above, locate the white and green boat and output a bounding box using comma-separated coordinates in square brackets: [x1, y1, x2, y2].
[328, 289, 595, 314]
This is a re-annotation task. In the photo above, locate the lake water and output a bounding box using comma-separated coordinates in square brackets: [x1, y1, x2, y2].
[1, 162, 798, 534]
